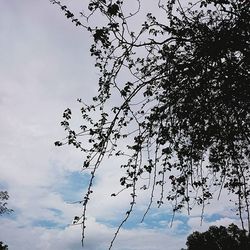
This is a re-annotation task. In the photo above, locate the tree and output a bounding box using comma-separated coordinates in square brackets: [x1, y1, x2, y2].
[182, 224, 250, 250]
[0, 242, 8, 250]
[0, 191, 12, 215]
[52, 0, 250, 247]
[0, 191, 12, 250]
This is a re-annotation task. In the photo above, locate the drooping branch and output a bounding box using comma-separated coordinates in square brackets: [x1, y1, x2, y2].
[53, 0, 250, 247]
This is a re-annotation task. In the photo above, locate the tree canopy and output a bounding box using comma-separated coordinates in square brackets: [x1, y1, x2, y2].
[52, 0, 250, 247]
[182, 224, 250, 250]
[0, 191, 12, 216]
[0, 191, 11, 250]
[0, 242, 8, 250]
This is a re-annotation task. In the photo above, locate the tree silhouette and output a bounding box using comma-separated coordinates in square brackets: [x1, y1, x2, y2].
[52, 0, 250, 247]
[0, 242, 8, 250]
[182, 224, 250, 250]
[0, 191, 12, 250]
[0, 191, 12, 216]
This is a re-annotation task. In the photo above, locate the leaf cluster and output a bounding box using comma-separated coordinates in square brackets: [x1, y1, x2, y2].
[183, 224, 250, 250]
[0, 191, 12, 216]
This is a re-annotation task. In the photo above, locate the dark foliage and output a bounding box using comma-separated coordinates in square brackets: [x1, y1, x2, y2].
[52, 0, 250, 247]
[0, 191, 12, 215]
[0, 242, 8, 250]
[0, 191, 11, 250]
[183, 224, 250, 250]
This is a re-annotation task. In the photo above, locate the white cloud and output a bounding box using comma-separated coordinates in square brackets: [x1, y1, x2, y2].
[0, 216, 186, 250]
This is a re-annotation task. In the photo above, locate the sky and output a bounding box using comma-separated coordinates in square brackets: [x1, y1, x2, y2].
[0, 1, 243, 249]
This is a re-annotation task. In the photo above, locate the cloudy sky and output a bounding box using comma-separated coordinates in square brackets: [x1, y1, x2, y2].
[0, 1, 242, 249]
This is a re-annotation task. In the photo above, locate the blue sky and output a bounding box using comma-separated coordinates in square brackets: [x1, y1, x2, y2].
[0, 0, 242, 249]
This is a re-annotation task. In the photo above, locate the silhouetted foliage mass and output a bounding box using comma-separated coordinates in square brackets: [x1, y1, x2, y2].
[182, 224, 250, 250]
[0, 191, 11, 250]
[0, 191, 12, 216]
[52, 0, 250, 247]
[0, 242, 8, 250]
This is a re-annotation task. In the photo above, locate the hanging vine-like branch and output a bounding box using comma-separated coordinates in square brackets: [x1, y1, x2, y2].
[52, 0, 250, 248]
